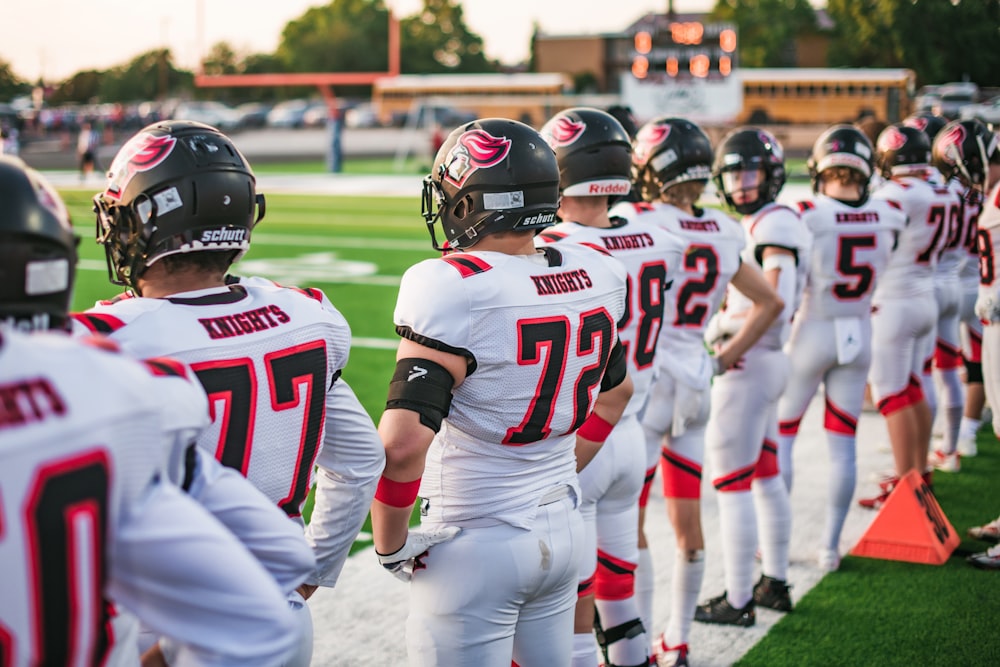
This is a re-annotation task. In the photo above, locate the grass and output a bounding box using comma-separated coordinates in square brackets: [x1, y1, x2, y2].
[255, 156, 430, 175]
[738, 427, 1000, 667]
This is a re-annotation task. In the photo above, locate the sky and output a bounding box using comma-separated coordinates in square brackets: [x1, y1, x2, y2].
[3, 0, 721, 84]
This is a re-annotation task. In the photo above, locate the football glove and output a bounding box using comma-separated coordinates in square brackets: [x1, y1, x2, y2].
[375, 526, 461, 582]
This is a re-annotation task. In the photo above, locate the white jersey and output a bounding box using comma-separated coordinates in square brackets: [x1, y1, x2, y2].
[957, 182, 986, 290]
[724, 202, 811, 348]
[72, 278, 382, 588]
[535, 217, 685, 416]
[610, 200, 745, 356]
[975, 181, 1000, 322]
[795, 194, 905, 319]
[872, 175, 961, 298]
[0, 330, 298, 667]
[394, 244, 628, 529]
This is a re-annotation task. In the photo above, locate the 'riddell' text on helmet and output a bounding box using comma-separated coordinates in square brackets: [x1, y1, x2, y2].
[94, 120, 265, 291]
[539, 107, 632, 199]
[422, 118, 560, 251]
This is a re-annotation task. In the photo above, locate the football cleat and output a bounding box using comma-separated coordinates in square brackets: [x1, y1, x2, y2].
[753, 575, 793, 612]
[652, 635, 689, 667]
[694, 593, 755, 627]
[956, 434, 978, 457]
[967, 544, 1000, 570]
[858, 486, 892, 510]
[818, 548, 841, 573]
[967, 516, 1000, 543]
[930, 449, 960, 473]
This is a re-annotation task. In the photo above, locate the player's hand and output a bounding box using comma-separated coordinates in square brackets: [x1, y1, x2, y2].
[296, 583, 318, 600]
[375, 526, 461, 582]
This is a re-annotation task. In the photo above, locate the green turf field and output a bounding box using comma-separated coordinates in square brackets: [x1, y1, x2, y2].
[58, 184, 999, 664]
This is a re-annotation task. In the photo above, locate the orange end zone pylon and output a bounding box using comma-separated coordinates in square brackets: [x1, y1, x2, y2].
[850, 469, 960, 565]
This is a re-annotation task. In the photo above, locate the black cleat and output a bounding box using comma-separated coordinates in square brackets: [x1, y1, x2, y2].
[753, 575, 793, 612]
[694, 592, 755, 627]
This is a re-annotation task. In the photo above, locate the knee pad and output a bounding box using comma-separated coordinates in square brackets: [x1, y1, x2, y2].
[965, 358, 983, 384]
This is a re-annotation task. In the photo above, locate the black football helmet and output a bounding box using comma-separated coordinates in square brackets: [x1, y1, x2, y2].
[712, 127, 786, 215]
[631, 116, 713, 202]
[807, 124, 875, 195]
[875, 123, 932, 178]
[94, 120, 265, 291]
[0, 156, 78, 331]
[539, 107, 632, 199]
[903, 113, 948, 143]
[932, 119, 999, 191]
[422, 118, 559, 251]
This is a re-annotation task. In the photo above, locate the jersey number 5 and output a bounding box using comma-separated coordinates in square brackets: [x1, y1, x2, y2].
[192, 341, 328, 517]
[834, 235, 877, 300]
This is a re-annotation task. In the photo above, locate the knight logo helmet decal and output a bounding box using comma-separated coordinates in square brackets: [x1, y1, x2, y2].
[905, 116, 928, 132]
[878, 126, 908, 152]
[104, 133, 178, 200]
[544, 116, 586, 148]
[634, 123, 671, 165]
[938, 124, 967, 165]
[443, 129, 512, 187]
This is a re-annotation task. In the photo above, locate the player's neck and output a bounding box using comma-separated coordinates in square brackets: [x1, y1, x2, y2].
[558, 197, 612, 228]
[136, 264, 227, 298]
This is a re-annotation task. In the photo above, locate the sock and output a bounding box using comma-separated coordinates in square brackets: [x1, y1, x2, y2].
[959, 416, 982, 440]
[939, 405, 963, 454]
[571, 633, 599, 667]
[823, 433, 857, 553]
[716, 490, 757, 609]
[595, 598, 649, 667]
[777, 433, 796, 491]
[634, 547, 654, 638]
[753, 476, 791, 581]
[664, 549, 704, 649]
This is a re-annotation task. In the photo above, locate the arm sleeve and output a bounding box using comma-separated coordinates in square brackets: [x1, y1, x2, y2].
[185, 448, 315, 594]
[107, 481, 299, 667]
[304, 378, 386, 587]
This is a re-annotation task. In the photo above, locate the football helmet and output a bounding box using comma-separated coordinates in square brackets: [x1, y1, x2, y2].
[422, 118, 559, 251]
[94, 120, 265, 290]
[904, 113, 948, 143]
[631, 116, 713, 202]
[932, 119, 999, 191]
[712, 127, 786, 215]
[539, 107, 632, 198]
[0, 156, 78, 331]
[875, 123, 932, 178]
[807, 124, 875, 195]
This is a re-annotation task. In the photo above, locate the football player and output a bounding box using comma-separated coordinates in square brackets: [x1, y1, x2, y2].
[609, 117, 782, 662]
[72, 121, 385, 665]
[0, 155, 303, 666]
[371, 118, 633, 666]
[535, 107, 685, 667]
[858, 124, 962, 506]
[696, 128, 810, 628]
[776, 125, 904, 570]
[933, 120, 1000, 456]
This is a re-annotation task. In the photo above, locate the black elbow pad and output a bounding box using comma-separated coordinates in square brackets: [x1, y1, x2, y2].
[600, 339, 628, 392]
[385, 358, 455, 433]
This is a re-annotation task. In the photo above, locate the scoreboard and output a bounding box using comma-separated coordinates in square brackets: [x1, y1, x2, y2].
[630, 20, 737, 81]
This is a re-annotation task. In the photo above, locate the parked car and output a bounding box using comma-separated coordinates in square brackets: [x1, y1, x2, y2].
[344, 103, 380, 128]
[960, 95, 1000, 126]
[931, 82, 980, 120]
[235, 102, 272, 129]
[267, 99, 314, 128]
[171, 101, 241, 131]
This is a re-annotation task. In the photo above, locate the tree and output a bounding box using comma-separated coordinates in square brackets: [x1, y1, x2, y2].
[826, 0, 1000, 86]
[0, 59, 29, 101]
[399, 0, 495, 73]
[50, 70, 104, 105]
[98, 49, 193, 102]
[276, 0, 391, 74]
[201, 41, 241, 77]
[710, 0, 817, 67]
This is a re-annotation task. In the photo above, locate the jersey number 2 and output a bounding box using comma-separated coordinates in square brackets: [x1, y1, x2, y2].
[504, 309, 614, 445]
